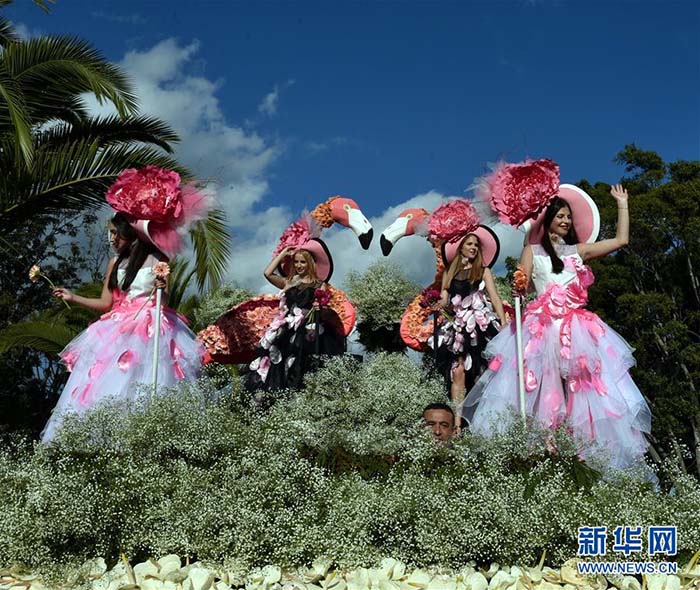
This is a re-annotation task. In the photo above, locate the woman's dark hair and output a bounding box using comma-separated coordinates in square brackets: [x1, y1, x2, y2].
[540, 197, 579, 274]
[108, 213, 165, 291]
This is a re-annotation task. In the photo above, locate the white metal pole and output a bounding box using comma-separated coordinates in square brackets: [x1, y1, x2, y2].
[514, 295, 527, 422]
[152, 288, 163, 393]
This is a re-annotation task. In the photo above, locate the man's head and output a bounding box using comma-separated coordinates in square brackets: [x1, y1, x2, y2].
[422, 403, 456, 442]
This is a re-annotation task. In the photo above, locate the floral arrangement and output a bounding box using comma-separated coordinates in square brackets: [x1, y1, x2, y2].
[428, 289, 499, 364]
[29, 264, 70, 308]
[418, 287, 441, 310]
[1, 358, 698, 574]
[105, 166, 212, 257]
[314, 288, 332, 308]
[2, 554, 696, 590]
[512, 264, 529, 298]
[475, 159, 560, 227]
[273, 215, 320, 257]
[426, 199, 480, 241]
[106, 166, 185, 223]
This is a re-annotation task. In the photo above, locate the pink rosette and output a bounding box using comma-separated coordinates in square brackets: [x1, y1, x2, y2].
[419, 287, 441, 309]
[106, 166, 184, 222]
[475, 158, 560, 227]
[314, 288, 332, 307]
[273, 215, 320, 257]
[427, 199, 480, 241]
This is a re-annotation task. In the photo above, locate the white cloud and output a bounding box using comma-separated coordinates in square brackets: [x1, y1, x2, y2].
[87, 38, 524, 299]
[258, 86, 279, 116]
[11, 21, 37, 40]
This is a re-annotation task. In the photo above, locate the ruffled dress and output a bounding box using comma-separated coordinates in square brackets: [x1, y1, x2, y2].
[249, 282, 345, 390]
[431, 276, 501, 396]
[465, 244, 651, 470]
[42, 262, 204, 442]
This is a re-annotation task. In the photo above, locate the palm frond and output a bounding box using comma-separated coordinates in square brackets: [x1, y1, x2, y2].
[4, 35, 139, 117]
[0, 318, 77, 354]
[190, 208, 231, 291]
[166, 257, 197, 310]
[34, 114, 179, 153]
[0, 62, 33, 166]
[0, 142, 185, 229]
[0, 17, 20, 48]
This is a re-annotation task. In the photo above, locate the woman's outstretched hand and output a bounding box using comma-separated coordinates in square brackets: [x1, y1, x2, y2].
[53, 287, 74, 303]
[610, 183, 629, 205]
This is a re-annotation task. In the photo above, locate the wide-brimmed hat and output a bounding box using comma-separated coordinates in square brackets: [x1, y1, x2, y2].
[441, 225, 500, 268]
[278, 238, 334, 282]
[521, 183, 600, 245]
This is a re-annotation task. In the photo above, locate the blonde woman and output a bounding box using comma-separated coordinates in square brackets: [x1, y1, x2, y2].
[436, 227, 506, 405]
[251, 239, 344, 390]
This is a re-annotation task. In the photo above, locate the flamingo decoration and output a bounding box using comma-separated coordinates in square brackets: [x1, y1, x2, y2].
[379, 207, 446, 351]
[198, 196, 373, 364]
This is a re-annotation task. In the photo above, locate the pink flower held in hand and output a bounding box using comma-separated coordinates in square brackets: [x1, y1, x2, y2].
[152, 262, 170, 278]
[314, 288, 332, 307]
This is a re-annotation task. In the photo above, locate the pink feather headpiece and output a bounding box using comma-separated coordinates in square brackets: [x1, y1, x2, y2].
[425, 199, 480, 242]
[475, 158, 560, 228]
[106, 166, 212, 256]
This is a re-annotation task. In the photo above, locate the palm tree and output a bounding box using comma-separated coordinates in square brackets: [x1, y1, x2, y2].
[0, 11, 229, 290]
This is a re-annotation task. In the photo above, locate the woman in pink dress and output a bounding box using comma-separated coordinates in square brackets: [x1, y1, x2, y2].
[43, 168, 207, 442]
[465, 184, 652, 471]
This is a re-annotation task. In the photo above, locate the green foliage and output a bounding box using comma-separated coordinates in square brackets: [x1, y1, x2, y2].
[192, 282, 255, 331]
[346, 261, 421, 353]
[1, 354, 698, 574]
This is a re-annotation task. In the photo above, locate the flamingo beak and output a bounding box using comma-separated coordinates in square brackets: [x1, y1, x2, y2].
[379, 216, 409, 256]
[347, 207, 374, 249]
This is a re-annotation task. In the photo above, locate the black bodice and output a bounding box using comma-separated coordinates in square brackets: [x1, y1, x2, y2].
[285, 284, 317, 309]
[448, 277, 481, 298]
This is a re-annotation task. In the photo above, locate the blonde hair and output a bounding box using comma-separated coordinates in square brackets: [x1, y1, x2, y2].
[442, 233, 484, 289]
[286, 249, 319, 283]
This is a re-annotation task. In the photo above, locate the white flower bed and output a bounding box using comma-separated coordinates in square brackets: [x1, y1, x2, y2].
[2, 556, 698, 590]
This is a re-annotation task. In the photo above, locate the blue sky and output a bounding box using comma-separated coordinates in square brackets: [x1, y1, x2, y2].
[7, 0, 700, 290]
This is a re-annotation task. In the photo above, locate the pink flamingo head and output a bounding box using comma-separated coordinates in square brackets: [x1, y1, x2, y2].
[312, 196, 374, 249]
[380, 207, 430, 255]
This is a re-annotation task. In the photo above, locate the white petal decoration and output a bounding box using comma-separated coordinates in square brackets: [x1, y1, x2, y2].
[157, 555, 182, 578]
[263, 566, 282, 587]
[406, 569, 432, 589]
[488, 571, 514, 590]
[464, 572, 489, 590]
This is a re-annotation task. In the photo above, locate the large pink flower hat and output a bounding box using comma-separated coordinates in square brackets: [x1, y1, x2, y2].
[105, 166, 212, 257]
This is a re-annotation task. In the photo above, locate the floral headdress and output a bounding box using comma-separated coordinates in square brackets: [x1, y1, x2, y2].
[105, 166, 212, 257]
[423, 199, 481, 242]
[272, 213, 321, 257]
[273, 213, 332, 282]
[474, 158, 560, 228]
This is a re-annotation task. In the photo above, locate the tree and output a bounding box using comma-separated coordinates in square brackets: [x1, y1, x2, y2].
[346, 261, 421, 353]
[0, 13, 230, 290]
[584, 146, 700, 475]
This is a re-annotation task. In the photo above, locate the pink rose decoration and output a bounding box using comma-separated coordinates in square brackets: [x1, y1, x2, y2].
[273, 216, 315, 256]
[314, 288, 332, 307]
[106, 166, 184, 223]
[427, 200, 480, 241]
[476, 158, 560, 227]
[419, 287, 441, 309]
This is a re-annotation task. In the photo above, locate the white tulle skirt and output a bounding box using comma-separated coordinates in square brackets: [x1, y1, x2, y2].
[465, 295, 651, 471]
[42, 291, 203, 442]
